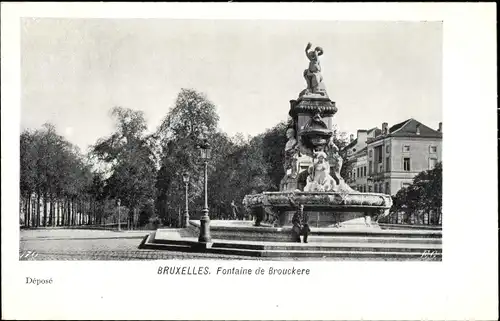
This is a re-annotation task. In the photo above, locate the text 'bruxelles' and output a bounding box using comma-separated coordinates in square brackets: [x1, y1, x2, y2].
[157, 266, 311, 276]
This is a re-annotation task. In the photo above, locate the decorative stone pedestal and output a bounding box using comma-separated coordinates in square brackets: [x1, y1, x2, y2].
[289, 94, 338, 157]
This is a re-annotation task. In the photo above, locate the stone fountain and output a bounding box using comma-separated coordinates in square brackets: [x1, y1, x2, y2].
[139, 43, 440, 260]
[243, 42, 393, 230]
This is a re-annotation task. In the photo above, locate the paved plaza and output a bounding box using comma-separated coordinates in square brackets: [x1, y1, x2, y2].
[20, 228, 400, 261]
[19, 229, 257, 261]
[21, 228, 344, 261]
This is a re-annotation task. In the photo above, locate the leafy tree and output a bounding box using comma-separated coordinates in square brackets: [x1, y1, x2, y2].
[155, 88, 220, 225]
[261, 122, 288, 191]
[389, 162, 442, 224]
[91, 107, 157, 228]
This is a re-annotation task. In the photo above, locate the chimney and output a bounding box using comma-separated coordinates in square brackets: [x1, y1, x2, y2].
[350, 134, 355, 142]
[416, 124, 421, 135]
[438, 122, 442, 132]
[357, 130, 368, 147]
[382, 122, 388, 135]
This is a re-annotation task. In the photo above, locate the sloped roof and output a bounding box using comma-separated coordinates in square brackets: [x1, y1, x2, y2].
[367, 118, 442, 143]
[344, 138, 358, 150]
[388, 119, 410, 133]
[390, 118, 442, 137]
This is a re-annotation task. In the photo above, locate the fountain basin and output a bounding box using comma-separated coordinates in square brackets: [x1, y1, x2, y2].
[243, 191, 393, 229]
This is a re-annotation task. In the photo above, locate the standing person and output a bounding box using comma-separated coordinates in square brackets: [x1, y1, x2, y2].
[230, 200, 239, 220]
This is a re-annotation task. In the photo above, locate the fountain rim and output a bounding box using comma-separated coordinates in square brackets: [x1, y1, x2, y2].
[243, 190, 394, 213]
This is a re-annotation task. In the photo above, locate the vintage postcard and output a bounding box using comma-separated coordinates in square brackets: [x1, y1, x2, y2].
[2, 2, 497, 320]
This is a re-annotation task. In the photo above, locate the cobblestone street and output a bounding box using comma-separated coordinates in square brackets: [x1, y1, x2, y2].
[19, 229, 263, 261]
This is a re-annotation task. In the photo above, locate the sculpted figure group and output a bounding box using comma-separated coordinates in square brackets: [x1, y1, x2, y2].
[283, 128, 300, 178]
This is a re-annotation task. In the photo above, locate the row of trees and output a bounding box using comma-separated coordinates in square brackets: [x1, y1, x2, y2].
[20, 124, 94, 227]
[20, 88, 356, 228]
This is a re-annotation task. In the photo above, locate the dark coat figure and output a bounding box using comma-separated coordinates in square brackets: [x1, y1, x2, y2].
[291, 204, 304, 243]
[301, 223, 311, 243]
[291, 217, 302, 242]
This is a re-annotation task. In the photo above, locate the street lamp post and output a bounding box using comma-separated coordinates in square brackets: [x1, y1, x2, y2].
[117, 199, 121, 231]
[198, 139, 212, 243]
[182, 172, 190, 228]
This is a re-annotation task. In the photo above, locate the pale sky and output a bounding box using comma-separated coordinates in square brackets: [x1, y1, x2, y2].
[21, 18, 442, 152]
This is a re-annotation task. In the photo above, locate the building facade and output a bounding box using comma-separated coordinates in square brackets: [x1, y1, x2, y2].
[345, 127, 380, 192]
[345, 119, 442, 196]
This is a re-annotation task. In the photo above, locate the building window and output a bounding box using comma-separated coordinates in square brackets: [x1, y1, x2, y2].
[368, 161, 373, 175]
[385, 182, 390, 195]
[363, 166, 367, 177]
[429, 158, 438, 170]
[353, 170, 356, 179]
[386, 145, 390, 154]
[368, 186, 372, 192]
[386, 157, 390, 171]
[363, 185, 367, 192]
[430, 145, 437, 153]
[376, 146, 383, 163]
[403, 145, 410, 152]
[403, 158, 411, 171]
[374, 184, 378, 193]
[357, 167, 360, 178]
[369, 150, 372, 157]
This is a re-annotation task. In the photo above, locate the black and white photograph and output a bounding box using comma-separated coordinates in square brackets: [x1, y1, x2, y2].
[18, 18, 444, 261]
[2, 2, 497, 320]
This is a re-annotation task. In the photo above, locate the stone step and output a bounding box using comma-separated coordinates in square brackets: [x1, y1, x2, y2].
[141, 235, 441, 260]
[208, 247, 441, 260]
[200, 231, 441, 243]
[140, 242, 194, 252]
[210, 241, 441, 253]
[307, 235, 441, 245]
[310, 229, 441, 238]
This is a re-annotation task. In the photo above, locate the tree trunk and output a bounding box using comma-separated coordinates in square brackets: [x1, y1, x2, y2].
[35, 192, 40, 227]
[32, 195, 36, 227]
[68, 199, 71, 226]
[82, 199, 85, 225]
[48, 194, 53, 226]
[26, 195, 30, 227]
[66, 199, 70, 226]
[71, 199, 75, 226]
[42, 193, 47, 227]
[77, 199, 80, 225]
[79, 200, 81, 225]
[90, 199, 94, 225]
[64, 199, 68, 226]
[56, 199, 60, 226]
[24, 195, 30, 227]
[61, 199, 65, 226]
[26, 195, 31, 227]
